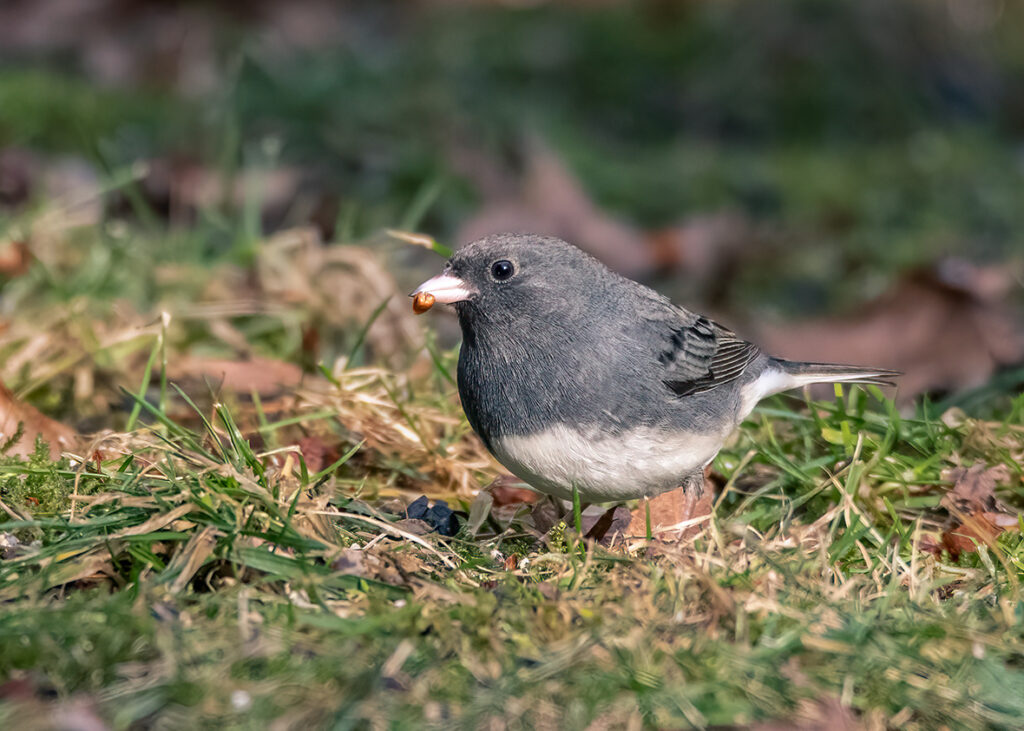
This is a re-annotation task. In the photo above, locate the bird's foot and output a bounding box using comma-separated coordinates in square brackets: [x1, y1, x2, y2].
[627, 474, 712, 542]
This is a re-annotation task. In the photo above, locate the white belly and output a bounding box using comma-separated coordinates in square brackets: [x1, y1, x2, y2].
[489, 424, 727, 502]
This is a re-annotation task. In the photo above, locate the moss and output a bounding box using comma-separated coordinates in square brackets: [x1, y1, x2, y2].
[0, 437, 72, 533]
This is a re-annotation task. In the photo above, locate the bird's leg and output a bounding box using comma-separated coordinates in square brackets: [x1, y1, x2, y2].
[627, 471, 712, 541]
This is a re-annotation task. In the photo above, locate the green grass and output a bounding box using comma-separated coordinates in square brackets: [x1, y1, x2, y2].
[1, 2, 1024, 725]
[0, 70, 187, 156]
[0, 158, 1021, 728]
[0, 342, 1022, 727]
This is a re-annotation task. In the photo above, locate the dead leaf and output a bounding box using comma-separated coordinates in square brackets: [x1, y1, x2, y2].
[332, 548, 368, 577]
[390, 550, 429, 578]
[582, 505, 632, 545]
[332, 545, 426, 587]
[168, 526, 219, 594]
[940, 463, 1012, 515]
[452, 138, 764, 289]
[916, 533, 943, 556]
[942, 513, 1004, 557]
[535, 581, 559, 601]
[455, 138, 660, 279]
[475, 474, 545, 533]
[627, 477, 713, 541]
[0, 240, 31, 277]
[294, 435, 341, 474]
[527, 499, 562, 537]
[168, 356, 303, 397]
[0, 676, 36, 701]
[0, 379, 76, 459]
[393, 518, 433, 536]
[487, 474, 541, 507]
[933, 463, 1021, 558]
[112, 156, 301, 230]
[465, 490, 494, 536]
[50, 697, 110, 731]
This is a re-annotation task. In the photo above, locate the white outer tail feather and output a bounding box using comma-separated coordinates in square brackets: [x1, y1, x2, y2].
[769, 368, 895, 394]
[741, 360, 899, 417]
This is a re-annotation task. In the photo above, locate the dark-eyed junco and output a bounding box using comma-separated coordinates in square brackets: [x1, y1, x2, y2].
[413, 234, 897, 503]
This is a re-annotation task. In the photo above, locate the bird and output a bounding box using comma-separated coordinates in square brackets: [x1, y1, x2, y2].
[411, 233, 898, 504]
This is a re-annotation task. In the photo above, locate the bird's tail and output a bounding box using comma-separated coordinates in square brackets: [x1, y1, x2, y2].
[768, 359, 900, 395]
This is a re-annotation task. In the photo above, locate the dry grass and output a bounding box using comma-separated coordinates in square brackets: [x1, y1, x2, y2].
[0, 222, 1022, 728]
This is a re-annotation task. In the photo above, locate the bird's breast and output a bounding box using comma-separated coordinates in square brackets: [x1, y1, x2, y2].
[489, 424, 726, 502]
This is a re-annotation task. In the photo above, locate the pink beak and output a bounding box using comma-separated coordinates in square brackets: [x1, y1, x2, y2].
[411, 272, 475, 304]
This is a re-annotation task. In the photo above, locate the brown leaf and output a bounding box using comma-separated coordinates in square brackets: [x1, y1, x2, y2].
[332, 546, 424, 587]
[527, 499, 562, 536]
[0, 240, 31, 277]
[942, 515, 1001, 556]
[917, 533, 944, 556]
[486, 474, 541, 507]
[626, 478, 713, 541]
[456, 138, 659, 279]
[0, 677, 37, 701]
[294, 435, 341, 474]
[103, 155, 301, 229]
[390, 550, 428, 577]
[393, 518, 433, 536]
[582, 505, 632, 545]
[168, 356, 303, 397]
[535, 581, 559, 601]
[168, 526, 219, 594]
[645, 212, 761, 299]
[452, 138, 762, 288]
[940, 463, 1011, 515]
[50, 697, 110, 731]
[0, 379, 76, 459]
[938, 463, 1020, 558]
[984, 512, 1022, 528]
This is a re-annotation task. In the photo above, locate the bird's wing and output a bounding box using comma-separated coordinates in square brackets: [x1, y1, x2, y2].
[656, 313, 762, 397]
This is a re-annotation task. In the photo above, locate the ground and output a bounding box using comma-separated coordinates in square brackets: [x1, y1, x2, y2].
[1, 1, 1024, 728]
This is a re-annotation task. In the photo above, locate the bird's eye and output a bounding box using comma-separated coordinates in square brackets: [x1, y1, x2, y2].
[490, 260, 515, 281]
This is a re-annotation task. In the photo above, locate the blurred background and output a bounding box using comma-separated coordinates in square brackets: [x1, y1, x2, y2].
[1, 0, 1022, 424]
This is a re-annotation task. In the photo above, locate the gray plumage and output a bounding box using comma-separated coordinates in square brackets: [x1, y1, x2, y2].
[413, 233, 897, 502]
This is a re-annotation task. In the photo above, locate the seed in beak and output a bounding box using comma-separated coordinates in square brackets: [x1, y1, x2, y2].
[412, 291, 435, 314]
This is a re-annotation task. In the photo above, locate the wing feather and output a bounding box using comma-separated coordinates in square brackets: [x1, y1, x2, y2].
[659, 315, 760, 397]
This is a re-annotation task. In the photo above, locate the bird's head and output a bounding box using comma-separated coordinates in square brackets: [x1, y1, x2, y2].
[411, 234, 613, 330]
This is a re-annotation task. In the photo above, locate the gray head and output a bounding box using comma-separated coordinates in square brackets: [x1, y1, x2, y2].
[412, 234, 624, 338]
